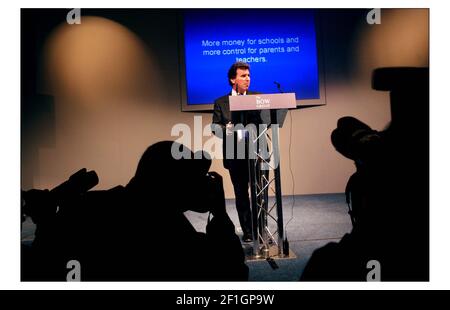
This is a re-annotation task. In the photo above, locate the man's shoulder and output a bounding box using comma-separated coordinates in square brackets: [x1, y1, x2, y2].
[214, 94, 230, 104]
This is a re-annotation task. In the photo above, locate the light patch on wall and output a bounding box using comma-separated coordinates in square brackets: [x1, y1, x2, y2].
[357, 9, 429, 79]
[44, 16, 158, 109]
[32, 16, 164, 190]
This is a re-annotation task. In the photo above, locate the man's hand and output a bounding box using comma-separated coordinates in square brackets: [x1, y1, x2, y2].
[226, 122, 233, 136]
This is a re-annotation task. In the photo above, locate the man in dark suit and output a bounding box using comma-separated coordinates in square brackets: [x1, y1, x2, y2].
[212, 62, 262, 243]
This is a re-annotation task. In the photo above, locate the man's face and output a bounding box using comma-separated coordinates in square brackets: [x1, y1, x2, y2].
[231, 68, 250, 93]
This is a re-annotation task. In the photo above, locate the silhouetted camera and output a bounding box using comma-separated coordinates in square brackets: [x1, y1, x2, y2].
[331, 116, 383, 165]
[193, 171, 227, 216]
[22, 168, 99, 224]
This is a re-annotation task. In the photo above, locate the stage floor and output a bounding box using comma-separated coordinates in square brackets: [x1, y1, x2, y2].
[186, 193, 352, 281]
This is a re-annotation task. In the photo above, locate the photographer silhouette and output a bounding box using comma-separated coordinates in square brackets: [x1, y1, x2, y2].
[22, 141, 248, 281]
[301, 67, 429, 281]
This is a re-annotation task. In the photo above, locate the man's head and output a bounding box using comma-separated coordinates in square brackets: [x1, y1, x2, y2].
[227, 61, 250, 93]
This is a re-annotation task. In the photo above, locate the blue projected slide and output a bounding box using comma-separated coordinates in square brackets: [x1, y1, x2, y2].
[182, 9, 321, 106]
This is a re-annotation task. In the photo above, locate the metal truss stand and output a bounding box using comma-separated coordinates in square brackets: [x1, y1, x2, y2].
[246, 110, 295, 260]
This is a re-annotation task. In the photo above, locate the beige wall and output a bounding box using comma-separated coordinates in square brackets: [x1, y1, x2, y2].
[21, 9, 429, 198]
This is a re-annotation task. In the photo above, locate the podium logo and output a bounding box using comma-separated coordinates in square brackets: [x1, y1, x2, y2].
[256, 96, 271, 109]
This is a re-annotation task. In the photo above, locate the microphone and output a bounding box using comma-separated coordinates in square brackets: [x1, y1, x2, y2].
[274, 81, 283, 93]
[235, 82, 239, 95]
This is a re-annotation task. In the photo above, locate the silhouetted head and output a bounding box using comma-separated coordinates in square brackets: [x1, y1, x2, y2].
[134, 140, 209, 179]
[128, 141, 213, 212]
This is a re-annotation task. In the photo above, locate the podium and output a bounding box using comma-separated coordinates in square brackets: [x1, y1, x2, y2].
[229, 93, 296, 259]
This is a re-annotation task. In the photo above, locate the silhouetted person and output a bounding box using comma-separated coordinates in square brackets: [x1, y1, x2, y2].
[22, 141, 248, 281]
[301, 67, 429, 281]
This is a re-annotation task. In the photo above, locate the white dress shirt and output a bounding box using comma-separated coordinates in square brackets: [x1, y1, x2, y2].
[231, 88, 247, 141]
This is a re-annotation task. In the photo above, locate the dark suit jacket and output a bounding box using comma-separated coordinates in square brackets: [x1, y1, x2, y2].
[212, 91, 263, 169]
